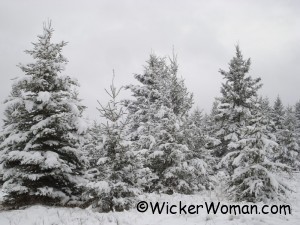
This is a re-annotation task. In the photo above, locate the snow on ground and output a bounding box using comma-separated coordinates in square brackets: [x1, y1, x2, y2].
[0, 174, 300, 225]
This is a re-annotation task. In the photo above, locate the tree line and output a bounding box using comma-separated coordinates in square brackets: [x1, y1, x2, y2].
[0, 23, 299, 211]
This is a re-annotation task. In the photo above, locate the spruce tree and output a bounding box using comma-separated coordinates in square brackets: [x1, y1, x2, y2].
[166, 54, 193, 117]
[271, 96, 285, 132]
[213, 46, 262, 158]
[0, 22, 87, 208]
[276, 106, 300, 169]
[223, 101, 291, 202]
[258, 96, 276, 153]
[204, 99, 222, 151]
[181, 108, 214, 190]
[82, 121, 103, 168]
[270, 96, 289, 162]
[84, 76, 148, 212]
[259, 97, 273, 125]
[124, 54, 203, 194]
[295, 101, 300, 149]
[182, 108, 205, 153]
[216, 46, 291, 202]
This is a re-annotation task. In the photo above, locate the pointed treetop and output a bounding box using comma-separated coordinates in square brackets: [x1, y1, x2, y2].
[273, 95, 284, 115]
[22, 20, 68, 73]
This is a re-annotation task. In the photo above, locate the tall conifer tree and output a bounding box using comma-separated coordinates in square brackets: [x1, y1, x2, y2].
[124, 54, 205, 194]
[213, 46, 262, 158]
[216, 46, 291, 202]
[85, 76, 151, 211]
[0, 22, 87, 208]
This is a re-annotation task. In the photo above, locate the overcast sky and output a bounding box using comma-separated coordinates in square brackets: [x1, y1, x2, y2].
[0, 0, 299, 123]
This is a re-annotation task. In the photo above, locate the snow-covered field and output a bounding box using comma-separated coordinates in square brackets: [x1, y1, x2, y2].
[1, 174, 300, 225]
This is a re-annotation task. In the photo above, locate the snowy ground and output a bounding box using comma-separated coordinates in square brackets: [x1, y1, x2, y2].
[0, 175, 300, 225]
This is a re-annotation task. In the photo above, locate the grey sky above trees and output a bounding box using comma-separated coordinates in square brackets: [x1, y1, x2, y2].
[0, 0, 299, 123]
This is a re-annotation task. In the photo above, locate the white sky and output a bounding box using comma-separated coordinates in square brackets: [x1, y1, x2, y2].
[0, 0, 299, 123]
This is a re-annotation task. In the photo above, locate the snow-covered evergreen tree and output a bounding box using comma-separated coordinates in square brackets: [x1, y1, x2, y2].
[276, 106, 300, 169]
[181, 108, 214, 190]
[222, 100, 291, 202]
[190, 108, 203, 127]
[258, 96, 276, 155]
[213, 46, 262, 158]
[269, 96, 288, 162]
[216, 46, 291, 202]
[84, 76, 149, 212]
[204, 99, 221, 151]
[0, 22, 87, 208]
[271, 96, 285, 132]
[123, 55, 168, 192]
[259, 97, 272, 122]
[166, 54, 193, 117]
[82, 121, 103, 168]
[295, 101, 300, 149]
[124, 54, 205, 194]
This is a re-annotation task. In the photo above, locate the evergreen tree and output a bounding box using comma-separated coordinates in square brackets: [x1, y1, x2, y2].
[217, 46, 291, 202]
[123, 55, 169, 191]
[258, 96, 276, 146]
[276, 106, 300, 169]
[295, 101, 300, 148]
[84, 76, 148, 212]
[259, 97, 272, 118]
[204, 99, 221, 150]
[183, 108, 205, 152]
[166, 54, 193, 117]
[0, 23, 87, 208]
[124, 54, 204, 194]
[222, 101, 291, 202]
[271, 96, 285, 132]
[210, 98, 220, 119]
[190, 108, 203, 127]
[181, 108, 214, 190]
[213, 46, 262, 158]
[270, 96, 288, 162]
[82, 121, 103, 168]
